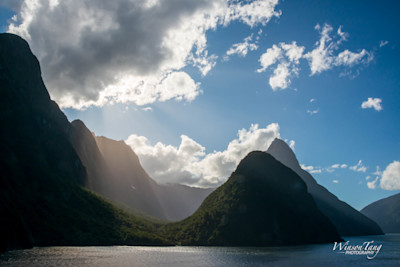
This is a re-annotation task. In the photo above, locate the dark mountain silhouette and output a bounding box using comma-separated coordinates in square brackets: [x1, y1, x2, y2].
[0, 33, 168, 252]
[267, 138, 383, 236]
[161, 151, 342, 246]
[361, 193, 400, 233]
[70, 120, 213, 221]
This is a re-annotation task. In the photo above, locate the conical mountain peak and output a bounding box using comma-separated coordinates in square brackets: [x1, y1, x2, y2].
[267, 138, 300, 172]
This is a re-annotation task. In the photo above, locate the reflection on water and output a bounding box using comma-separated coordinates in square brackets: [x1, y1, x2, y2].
[1, 234, 399, 266]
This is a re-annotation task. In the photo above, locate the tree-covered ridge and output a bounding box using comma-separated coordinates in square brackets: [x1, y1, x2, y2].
[160, 151, 342, 246]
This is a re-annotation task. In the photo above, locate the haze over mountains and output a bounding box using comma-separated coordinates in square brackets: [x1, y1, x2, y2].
[267, 138, 383, 236]
[361, 193, 400, 233]
[70, 119, 213, 221]
[0, 33, 392, 253]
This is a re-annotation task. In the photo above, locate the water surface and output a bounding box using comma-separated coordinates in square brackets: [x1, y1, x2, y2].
[1, 234, 399, 266]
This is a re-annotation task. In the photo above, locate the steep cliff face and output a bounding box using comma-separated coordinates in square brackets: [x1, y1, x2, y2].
[69, 119, 213, 221]
[267, 138, 383, 236]
[0, 33, 168, 252]
[162, 151, 342, 246]
[361, 193, 400, 233]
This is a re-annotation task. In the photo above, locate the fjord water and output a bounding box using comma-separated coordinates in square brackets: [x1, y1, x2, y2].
[1, 234, 399, 266]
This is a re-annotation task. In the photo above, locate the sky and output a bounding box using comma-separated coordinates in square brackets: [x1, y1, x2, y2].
[0, 0, 399, 210]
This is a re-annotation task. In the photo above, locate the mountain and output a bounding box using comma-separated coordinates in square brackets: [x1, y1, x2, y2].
[361, 193, 400, 233]
[0, 33, 168, 252]
[161, 151, 342, 246]
[69, 118, 213, 221]
[267, 138, 383, 236]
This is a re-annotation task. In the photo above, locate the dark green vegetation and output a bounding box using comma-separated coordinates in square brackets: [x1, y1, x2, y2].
[70, 118, 213, 221]
[361, 193, 400, 233]
[161, 151, 343, 246]
[1, 33, 351, 252]
[0, 33, 168, 252]
[267, 138, 383, 236]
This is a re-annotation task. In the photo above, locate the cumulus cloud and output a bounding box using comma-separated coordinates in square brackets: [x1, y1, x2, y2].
[126, 123, 280, 187]
[350, 160, 367, 173]
[225, 33, 259, 59]
[380, 161, 400, 190]
[8, 0, 280, 109]
[257, 44, 283, 72]
[257, 41, 304, 90]
[361, 97, 383, 111]
[257, 23, 373, 90]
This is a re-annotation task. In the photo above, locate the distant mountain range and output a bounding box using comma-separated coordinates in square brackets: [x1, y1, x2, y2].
[70, 120, 212, 221]
[267, 138, 383, 236]
[361, 193, 400, 233]
[0, 33, 388, 252]
[161, 151, 342, 245]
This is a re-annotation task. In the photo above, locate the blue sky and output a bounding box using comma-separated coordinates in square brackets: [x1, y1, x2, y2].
[1, 0, 399, 210]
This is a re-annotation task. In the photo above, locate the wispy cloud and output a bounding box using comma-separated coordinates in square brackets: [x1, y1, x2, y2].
[379, 40, 389, 47]
[225, 33, 259, 59]
[301, 164, 322, 174]
[361, 97, 383, 111]
[350, 160, 367, 173]
[307, 109, 319, 115]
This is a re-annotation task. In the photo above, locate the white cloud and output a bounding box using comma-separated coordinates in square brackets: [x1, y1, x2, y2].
[257, 44, 283, 72]
[334, 49, 371, 67]
[142, 107, 153, 112]
[257, 23, 373, 91]
[380, 161, 400, 190]
[361, 97, 383, 111]
[269, 62, 291, 90]
[309, 98, 316, 103]
[305, 24, 372, 76]
[332, 180, 339, 184]
[257, 41, 304, 90]
[225, 0, 281, 27]
[307, 109, 319, 115]
[367, 177, 379, 189]
[304, 24, 336, 75]
[8, 0, 280, 109]
[126, 123, 280, 187]
[379, 40, 389, 47]
[350, 160, 367, 173]
[281, 41, 305, 64]
[288, 140, 295, 151]
[226, 33, 259, 59]
[373, 166, 382, 176]
[301, 164, 322, 174]
[325, 163, 348, 173]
